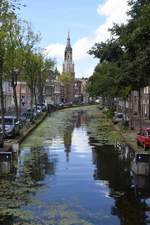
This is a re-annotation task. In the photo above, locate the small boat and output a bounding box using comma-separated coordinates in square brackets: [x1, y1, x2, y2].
[131, 152, 150, 176]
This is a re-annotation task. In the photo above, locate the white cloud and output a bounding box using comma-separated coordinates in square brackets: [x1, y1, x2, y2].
[95, 0, 129, 42]
[73, 37, 93, 61]
[44, 43, 65, 58]
[44, 0, 129, 77]
[57, 64, 63, 74]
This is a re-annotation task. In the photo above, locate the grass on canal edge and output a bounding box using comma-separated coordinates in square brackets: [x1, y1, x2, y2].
[93, 107, 149, 152]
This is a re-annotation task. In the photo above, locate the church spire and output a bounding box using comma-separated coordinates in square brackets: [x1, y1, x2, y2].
[64, 32, 72, 63]
[67, 32, 71, 48]
[63, 31, 74, 74]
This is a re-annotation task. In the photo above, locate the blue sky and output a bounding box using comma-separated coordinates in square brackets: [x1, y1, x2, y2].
[21, 0, 129, 78]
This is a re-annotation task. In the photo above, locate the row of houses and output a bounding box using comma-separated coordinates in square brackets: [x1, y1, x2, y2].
[116, 86, 150, 120]
[1, 76, 89, 112]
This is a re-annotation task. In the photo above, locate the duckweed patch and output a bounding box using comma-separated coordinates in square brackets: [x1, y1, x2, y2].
[0, 176, 37, 224]
[87, 117, 121, 146]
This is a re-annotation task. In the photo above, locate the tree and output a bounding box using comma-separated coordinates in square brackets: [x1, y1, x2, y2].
[4, 17, 24, 120]
[0, 0, 16, 134]
[88, 39, 123, 63]
[88, 0, 150, 130]
[21, 23, 41, 119]
[36, 55, 55, 105]
[111, 0, 150, 130]
[88, 39, 130, 108]
[58, 72, 74, 103]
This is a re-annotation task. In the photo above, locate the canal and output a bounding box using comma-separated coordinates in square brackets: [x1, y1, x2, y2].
[0, 105, 150, 225]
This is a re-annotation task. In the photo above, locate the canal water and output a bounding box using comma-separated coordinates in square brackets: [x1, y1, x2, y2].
[0, 105, 150, 225]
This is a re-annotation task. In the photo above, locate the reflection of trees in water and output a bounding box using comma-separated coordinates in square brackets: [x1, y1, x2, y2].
[93, 145, 131, 191]
[0, 146, 58, 224]
[21, 147, 57, 182]
[92, 142, 150, 225]
[112, 188, 150, 225]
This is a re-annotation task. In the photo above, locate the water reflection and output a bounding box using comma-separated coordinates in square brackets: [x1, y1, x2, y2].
[64, 111, 88, 161]
[92, 145, 131, 192]
[73, 110, 88, 127]
[17, 146, 57, 182]
[64, 128, 73, 161]
[92, 141, 150, 225]
[0, 106, 150, 224]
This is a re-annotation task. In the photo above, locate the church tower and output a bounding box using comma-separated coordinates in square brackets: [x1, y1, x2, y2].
[63, 32, 74, 74]
[62, 32, 75, 103]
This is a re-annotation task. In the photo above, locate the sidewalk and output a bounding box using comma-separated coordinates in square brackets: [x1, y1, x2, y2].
[112, 120, 150, 152]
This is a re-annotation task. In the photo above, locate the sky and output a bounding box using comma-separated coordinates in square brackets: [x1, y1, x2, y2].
[20, 0, 130, 78]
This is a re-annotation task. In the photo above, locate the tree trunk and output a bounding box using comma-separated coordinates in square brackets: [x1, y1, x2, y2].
[38, 84, 43, 105]
[124, 99, 126, 115]
[34, 87, 37, 107]
[0, 56, 5, 136]
[11, 75, 19, 120]
[19, 82, 22, 118]
[138, 88, 142, 131]
[37, 73, 44, 105]
[129, 93, 134, 129]
[30, 88, 34, 121]
[102, 96, 105, 107]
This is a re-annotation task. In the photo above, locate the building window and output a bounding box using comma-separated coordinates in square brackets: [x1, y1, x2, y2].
[144, 86, 149, 94]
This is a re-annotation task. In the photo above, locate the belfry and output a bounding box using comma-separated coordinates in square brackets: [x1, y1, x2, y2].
[62, 32, 75, 103]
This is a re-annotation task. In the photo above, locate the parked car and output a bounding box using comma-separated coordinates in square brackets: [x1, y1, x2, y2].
[0, 116, 20, 138]
[58, 102, 64, 108]
[64, 102, 73, 107]
[35, 105, 42, 114]
[37, 103, 47, 112]
[22, 110, 36, 122]
[41, 103, 47, 112]
[27, 108, 38, 119]
[112, 112, 129, 125]
[20, 113, 27, 127]
[137, 128, 150, 150]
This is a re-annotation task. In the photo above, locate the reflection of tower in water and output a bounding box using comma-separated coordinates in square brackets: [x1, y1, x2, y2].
[64, 128, 73, 162]
[73, 111, 88, 128]
[63, 110, 88, 161]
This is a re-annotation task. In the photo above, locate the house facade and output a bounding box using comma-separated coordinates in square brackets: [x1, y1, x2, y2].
[116, 86, 150, 120]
